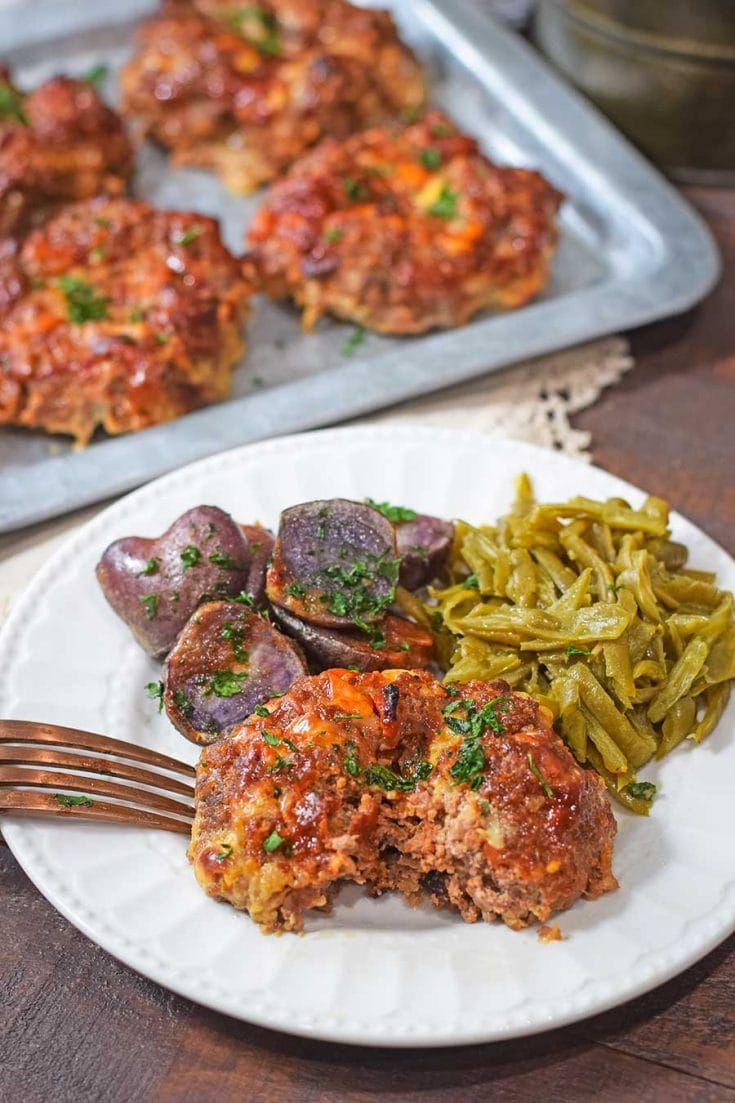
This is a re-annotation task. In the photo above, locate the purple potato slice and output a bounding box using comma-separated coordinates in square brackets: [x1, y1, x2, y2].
[396, 514, 455, 591]
[96, 505, 251, 658]
[266, 499, 399, 629]
[271, 605, 434, 673]
[163, 600, 307, 745]
[238, 523, 275, 609]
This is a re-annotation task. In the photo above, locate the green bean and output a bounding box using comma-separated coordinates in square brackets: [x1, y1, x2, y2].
[603, 638, 635, 710]
[507, 547, 538, 608]
[657, 696, 696, 758]
[568, 662, 655, 766]
[532, 497, 668, 535]
[531, 547, 578, 594]
[692, 684, 731, 743]
[647, 638, 709, 724]
[582, 706, 629, 773]
[559, 524, 614, 599]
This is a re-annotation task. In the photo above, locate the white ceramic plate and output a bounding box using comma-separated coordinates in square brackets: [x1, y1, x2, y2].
[2, 426, 734, 1047]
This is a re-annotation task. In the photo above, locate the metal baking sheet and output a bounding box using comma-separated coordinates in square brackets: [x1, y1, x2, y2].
[0, 0, 719, 533]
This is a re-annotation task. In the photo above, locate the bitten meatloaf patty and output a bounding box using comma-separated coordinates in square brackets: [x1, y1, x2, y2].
[119, 0, 426, 194]
[244, 109, 562, 334]
[0, 197, 250, 443]
[189, 669, 617, 933]
[0, 67, 133, 239]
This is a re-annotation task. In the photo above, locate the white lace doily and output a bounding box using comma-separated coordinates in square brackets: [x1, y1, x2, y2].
[367, 336, 632, 461]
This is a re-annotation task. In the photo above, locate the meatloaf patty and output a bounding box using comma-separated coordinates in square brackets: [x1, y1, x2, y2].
[119, 0, 425, 194]
[244, 109, 562, 334]
[189, 669, 617, 933]
[0, 67, 132, 239]
[0, 197, 250, 443]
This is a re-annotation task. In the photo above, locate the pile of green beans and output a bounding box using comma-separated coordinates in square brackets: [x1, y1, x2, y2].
[426, 476, 734, 814]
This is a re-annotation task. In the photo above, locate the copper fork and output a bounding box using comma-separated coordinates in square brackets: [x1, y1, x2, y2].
[0, 720, 195, 835]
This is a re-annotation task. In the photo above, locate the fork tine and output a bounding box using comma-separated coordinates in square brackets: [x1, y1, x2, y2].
[0, 790, 192, 835]
[0, 720, 195, 777]
[0, 766, 194, 819]
[0, 745, 195, 797]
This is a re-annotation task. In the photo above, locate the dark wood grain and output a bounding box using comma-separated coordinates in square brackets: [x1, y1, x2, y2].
[1, 187, 734, 1103]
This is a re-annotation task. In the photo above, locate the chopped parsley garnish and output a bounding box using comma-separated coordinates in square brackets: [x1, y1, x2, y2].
[463, 573, 480, 590]
[180, 544, 201, 569]
[342, 177, 366, 202]
[343, 741, 361, 777]
[398, 640, 411, 652]
[365, 498, 417, 523]
[565, 645, 590, 657]
[215, 843, 233, 861]
[139, 593, 158, 620]
[172, 688, 194, 718]
[431, 610, 444, 631]
[446, 698, 510, 789]
[527, 752, 554, 799]
[209, 551, 242, 570]
[341, 326, 365, 357]
[232, 591, 255, 607]
[0, 84, 27, 125]
[171, 590, 180, 604]
[94, 217, 111, 229]
[625, 780, 657, 802]
[154, 333, 169, 346]
[57, 276, 108, 324]
[428, 184, 459, 221]
[261, 731, 281, 747]
[175, 225, 201, 247]
[254, 704, 270, 718]
[284, 582, 306, 599]
[53, 793, 94, 808]
[324, 227, 343, 244]
[263, 829, 288, 853]
[400, 104, 424, 124]
[137, 556, 160, 577]
[208, 670, 248, 698]
[608, 582, 621, 595]
[419, 147, 442, 170]
[83, 64, 108, 86]
[145, 680, 164, 712]
[221, 620, 248, 662]
[317, 549, 400, 634]
[333, 712, 363, 721]
[364, 760, 432, 792]
[129, 307, 144, 323]
[431, 123, 455, 138]
[223, 6, 281, 56]
[90, 246, 106, 262]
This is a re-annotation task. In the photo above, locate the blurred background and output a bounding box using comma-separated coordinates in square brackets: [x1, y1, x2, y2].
[491, 0, 735, 183]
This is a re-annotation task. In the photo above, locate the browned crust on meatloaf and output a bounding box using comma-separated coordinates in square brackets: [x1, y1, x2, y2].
[0, 67, 133, 239]
[0, 197, 250, 443]
[244, 108, 562, 334]
[118, 0, 426, 194]
[189, 670, 616, 933]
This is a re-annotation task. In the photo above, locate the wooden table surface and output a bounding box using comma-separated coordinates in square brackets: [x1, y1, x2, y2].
[2, 185, 734, 1103]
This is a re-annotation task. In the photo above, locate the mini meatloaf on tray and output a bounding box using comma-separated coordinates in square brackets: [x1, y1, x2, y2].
[0, 67, 132, 239]
[119, 0, 426, 194]
[0, 197, 250, 444]
[245, 109, 563, 334]
[189, 669, 617, 933]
